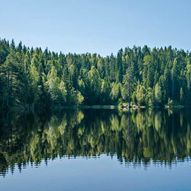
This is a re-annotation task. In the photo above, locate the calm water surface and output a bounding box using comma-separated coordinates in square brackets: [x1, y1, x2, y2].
[0, 109, 191, 191]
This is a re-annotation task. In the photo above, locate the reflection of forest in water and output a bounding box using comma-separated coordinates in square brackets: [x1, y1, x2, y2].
[0, 109, 191, 176]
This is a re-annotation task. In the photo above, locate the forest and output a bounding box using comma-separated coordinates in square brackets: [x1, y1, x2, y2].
[1, 38, 191, 113]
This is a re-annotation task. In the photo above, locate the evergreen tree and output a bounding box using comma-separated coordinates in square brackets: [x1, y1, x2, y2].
[1, 38, 191, 112]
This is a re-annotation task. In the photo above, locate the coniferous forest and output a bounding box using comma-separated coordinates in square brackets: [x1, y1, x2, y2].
[1, 38, 191, 113]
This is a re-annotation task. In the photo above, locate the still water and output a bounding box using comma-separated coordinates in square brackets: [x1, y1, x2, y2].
[0, 109, 191, 191]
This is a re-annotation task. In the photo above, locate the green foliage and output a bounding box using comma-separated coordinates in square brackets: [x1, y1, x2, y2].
[0, 38, 191, 112]
[110, 82, 121, 102]
[154, 83, 162, 105]
[135, 84, 146, 105]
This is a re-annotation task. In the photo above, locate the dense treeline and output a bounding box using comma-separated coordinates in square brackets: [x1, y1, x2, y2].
[0, 110, 191, 176]
[1, 38, 191, 112]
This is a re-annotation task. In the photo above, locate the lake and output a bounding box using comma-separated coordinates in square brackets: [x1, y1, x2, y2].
[0, 109, 191, 191]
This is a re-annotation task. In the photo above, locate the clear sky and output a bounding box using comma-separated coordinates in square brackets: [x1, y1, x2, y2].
[0, 0, 191, 55]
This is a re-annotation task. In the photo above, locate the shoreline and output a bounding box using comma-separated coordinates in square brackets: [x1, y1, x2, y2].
[3, 104, 190, 115]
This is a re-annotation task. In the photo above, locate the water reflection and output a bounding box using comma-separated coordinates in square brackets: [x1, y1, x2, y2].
[0, 109, 191, 176]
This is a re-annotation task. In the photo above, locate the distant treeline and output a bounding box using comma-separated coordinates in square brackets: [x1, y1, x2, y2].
[0, 39, 191, 112]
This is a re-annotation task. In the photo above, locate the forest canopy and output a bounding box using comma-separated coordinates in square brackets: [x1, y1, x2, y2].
[0, 38, 191, 113]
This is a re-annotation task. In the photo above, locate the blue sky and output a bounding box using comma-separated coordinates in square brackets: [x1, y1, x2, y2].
[0, 0, 191, 55]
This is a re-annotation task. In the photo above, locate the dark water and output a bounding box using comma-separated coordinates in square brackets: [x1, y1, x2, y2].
[0, 109, 191, 191]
